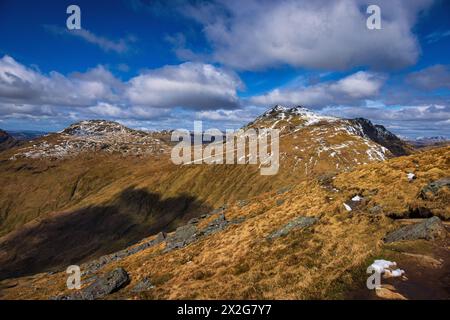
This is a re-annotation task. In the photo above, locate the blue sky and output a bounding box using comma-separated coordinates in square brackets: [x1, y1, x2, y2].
[0, 0, 449, 138]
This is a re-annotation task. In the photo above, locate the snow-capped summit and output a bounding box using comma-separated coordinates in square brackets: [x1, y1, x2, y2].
[261, 105, 289, 117]
[253, 105, 337, 129]
[246, 104, 411, 157]
[11, 120, 169, 160]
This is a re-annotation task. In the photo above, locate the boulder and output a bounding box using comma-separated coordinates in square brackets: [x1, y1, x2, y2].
[384, 216, 447, 243]
[419, 178, 450, 199]
[268, 216, 318, 240]
[57, 268, 129, 300]
[165, 224, 198, 252]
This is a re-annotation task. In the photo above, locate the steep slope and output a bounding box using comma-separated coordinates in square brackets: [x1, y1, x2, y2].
[1, 146, 448, 300]
[349, 118, 413, 156]
[248, 105, 411, 156]
[0, 129, 18, 152]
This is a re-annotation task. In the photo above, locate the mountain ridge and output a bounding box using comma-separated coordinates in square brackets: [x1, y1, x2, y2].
[0, 105, 438, 289]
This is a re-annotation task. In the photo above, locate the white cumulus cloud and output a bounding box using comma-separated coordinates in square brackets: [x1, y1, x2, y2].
[248, 71, 386, 108]
[180, 0, 433, 71]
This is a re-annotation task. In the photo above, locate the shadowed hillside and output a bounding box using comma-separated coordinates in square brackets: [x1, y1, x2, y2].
[0, 188, 211, 281]
[1, 146, 448, 300]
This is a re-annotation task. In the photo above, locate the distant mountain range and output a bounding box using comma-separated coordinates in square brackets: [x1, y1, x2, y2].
[7, 130, 48, 141]
[408, 136, 449, 148]
[0, 129, 47, 152]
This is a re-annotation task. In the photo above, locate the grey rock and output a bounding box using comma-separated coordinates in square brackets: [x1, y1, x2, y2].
[384, 216, 447, 243]
[201, 213, 229, 236]
[276, 199, 285, 206]
[131, 277, 154, 293]
[165, 224, 198, 252]
[368, 205, 382, 214]
[81, 275, 98, 285]
[210, 205, 228, 214]
[57, 268, 129, 300]
[268, 216, 318, 240]
[187, 217, 201, 225]
[419, 178, 450, 199]
[82, 232, 166, 275]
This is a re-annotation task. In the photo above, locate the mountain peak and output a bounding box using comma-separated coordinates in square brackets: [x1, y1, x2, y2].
[61, 120, 133, 137]
[253, 105, 337, 129]
[10, 120, 168, 160]
[262, 105, 316, 118]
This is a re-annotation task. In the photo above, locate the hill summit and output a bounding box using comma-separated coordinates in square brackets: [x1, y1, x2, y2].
[9, 120, 169, 159]
[248, 105, 411, 156]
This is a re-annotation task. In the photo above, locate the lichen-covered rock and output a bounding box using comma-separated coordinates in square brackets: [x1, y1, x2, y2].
[164, 224, 198, 252]
[419, 178, 450, 199]
[200, 213, 229, 236]
[384, 217, 447, 243]
[57, 267, 129, 300]
[268, 216, 318, 240]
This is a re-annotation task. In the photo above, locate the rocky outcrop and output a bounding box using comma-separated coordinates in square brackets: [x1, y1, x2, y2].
[200, 213, 229, 236]
[82, 232, 166, 275]
[57, 267, 129, 300]
[419, 178, 450, 199]
[131, 277, 154, 293]
[164, 224, 198, 252]
[10, 120, 169, 159]
[349, 118, 412, 156]
[384, 217, 447, 243]
[268, 216, 318, 240]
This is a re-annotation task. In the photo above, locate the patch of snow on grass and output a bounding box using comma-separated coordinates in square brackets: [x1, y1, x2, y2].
[343, 203, 352, 211]
[370, 260, 405, 278]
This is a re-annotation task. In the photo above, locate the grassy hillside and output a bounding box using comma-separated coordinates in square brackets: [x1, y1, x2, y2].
[1, 146, 448, 299]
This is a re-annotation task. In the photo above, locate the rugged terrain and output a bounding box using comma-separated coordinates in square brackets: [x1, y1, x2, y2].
[0, 106, 447, 299]
[0, 129, 18, 152]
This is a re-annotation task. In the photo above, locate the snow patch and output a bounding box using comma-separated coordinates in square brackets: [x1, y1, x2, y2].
[369, 260, 405, 278]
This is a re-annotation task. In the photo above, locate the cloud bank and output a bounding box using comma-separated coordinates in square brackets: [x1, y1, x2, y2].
[0, 56, 242, 123]
[180, 0, 433, 71]
[248, 72, 386, 108]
